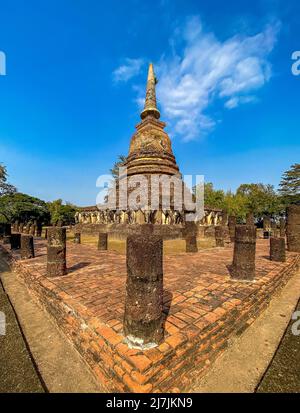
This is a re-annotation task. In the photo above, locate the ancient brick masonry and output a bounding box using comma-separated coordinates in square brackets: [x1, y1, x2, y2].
[246, 212, 254, 226]
[215, 225, 229, 247]
[98, 233, 108, 250]
[3, 223, 11, 244]
[124, 230, 164, 348]
[184, 222, 198, 253]
[270, 237, 286, 262]
[286, 205, 300, 252]
[46, 227, 66, 277]
[10, 233, 21, 250]
[21, 234, 35, 259]
[228, 216, 236, 242]
[280, 218, 286, 238]
[231, 225, 256, 281]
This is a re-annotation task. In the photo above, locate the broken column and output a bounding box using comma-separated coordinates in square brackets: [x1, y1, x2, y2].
[98, 232, 108, 250]
[228, 216, 236, 242]
[3, 223, 12, 244]
[246, 212, 254, 225]
[29, 223, 36, 236]
[36, 223, 42, 237]
[0, 224, 5, 240]
[286, 205, 300, 252]
[280, 218, 286, 238]
[74, 232, 81, 244]
[215, 225, 228, 247]
[270, 237, 286, 262]
[10, 233, 21, 250]
[47, 227, 66, 277]
[231, 225, 256, 281]
[21, 235, 35, 259]
[124, 232, 164, 348]
[184, 221, 198, 253]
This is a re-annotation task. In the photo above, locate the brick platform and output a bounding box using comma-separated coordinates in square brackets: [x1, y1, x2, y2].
[1, 239, 299, 392]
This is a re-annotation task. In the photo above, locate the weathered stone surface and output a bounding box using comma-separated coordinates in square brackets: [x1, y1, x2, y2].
[231, 225, 256, 281]
[246, 212, 254, 226]
[19, 223, 24, 233]
[23, 224, 30, 234]
[74, 232, 81, 244]
[185, 235, 198, 253]
[280, 218, 286, 238]
[221, 211, 228, 225]
[124, 233, 164, 348]
[270, 237, 286, 262]
[98, 233, 108, 251]
[29, 224, 36, 236]
[47, 227, 66, 277]
[286, 205, 300, 252]
[10, 233, 21, 250]
[184, 222, 198, 252]
[21, 235, 35, 259]
[228, 216, 236, 242]
[2, 223, 11, 244]
[36, 223, 42, 237]
[215, 225, 229, 247]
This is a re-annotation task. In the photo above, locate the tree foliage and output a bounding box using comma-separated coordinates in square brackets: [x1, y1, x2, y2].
[278, 163, 300, 205]
[0, 192, 50, 223]
[47, 199, 77, 225]
[0, 163, 16, 196]
[110, 155, 127, 179]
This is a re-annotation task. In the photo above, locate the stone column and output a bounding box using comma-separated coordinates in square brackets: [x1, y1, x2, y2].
[24, 223, 30, 234]
[47, 227, 66, 277]
[246, 212, 254, 225]
[184, 221, 198, 253]
[228, 216, 236, 242]
[74, 232, 81, 244]
[0, 224, 4, 240]
[124, 232, 164, 348]
[29, 224, 36, 236]
[271, 221, 278, 238]
[21, 235, 35, 259]
[280, 218, 286, 238]
[221, 211, 228, 225]
[215, 225, 228, 247]
[98, 232, 108, 250]
[36, 223, 42, 237]
[270, 237, 286, 262]
[3, 223, 12, 244]
[231, 225, 256, 281]
[10, 233, 21, 250]
[286, 205, 300, 252]
[19, 223, 24, 233]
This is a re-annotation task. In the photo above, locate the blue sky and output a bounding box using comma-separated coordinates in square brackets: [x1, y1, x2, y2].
[0, 0, 299, 206]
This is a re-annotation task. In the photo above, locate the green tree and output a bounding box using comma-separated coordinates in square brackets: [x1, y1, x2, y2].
[47, 199, 77, 225]
[278, 163, 300, 205]
[0, 192, 50, 223]
[236, 183, 281, 218]
[0, 163, 16, 196]
[203, 182, 225, 209]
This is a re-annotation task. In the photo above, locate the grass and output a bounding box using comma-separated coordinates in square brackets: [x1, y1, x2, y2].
[66, 233, 216, 255]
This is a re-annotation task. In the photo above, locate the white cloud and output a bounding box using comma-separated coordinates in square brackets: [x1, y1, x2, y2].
[112, 58, 144, 83]
[154, 16, 280, 141]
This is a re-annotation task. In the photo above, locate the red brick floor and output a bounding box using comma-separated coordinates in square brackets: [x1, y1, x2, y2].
[3, 238, 300, 392]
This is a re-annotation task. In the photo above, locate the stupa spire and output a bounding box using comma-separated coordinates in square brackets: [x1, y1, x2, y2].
[140, 63, 160, 120]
